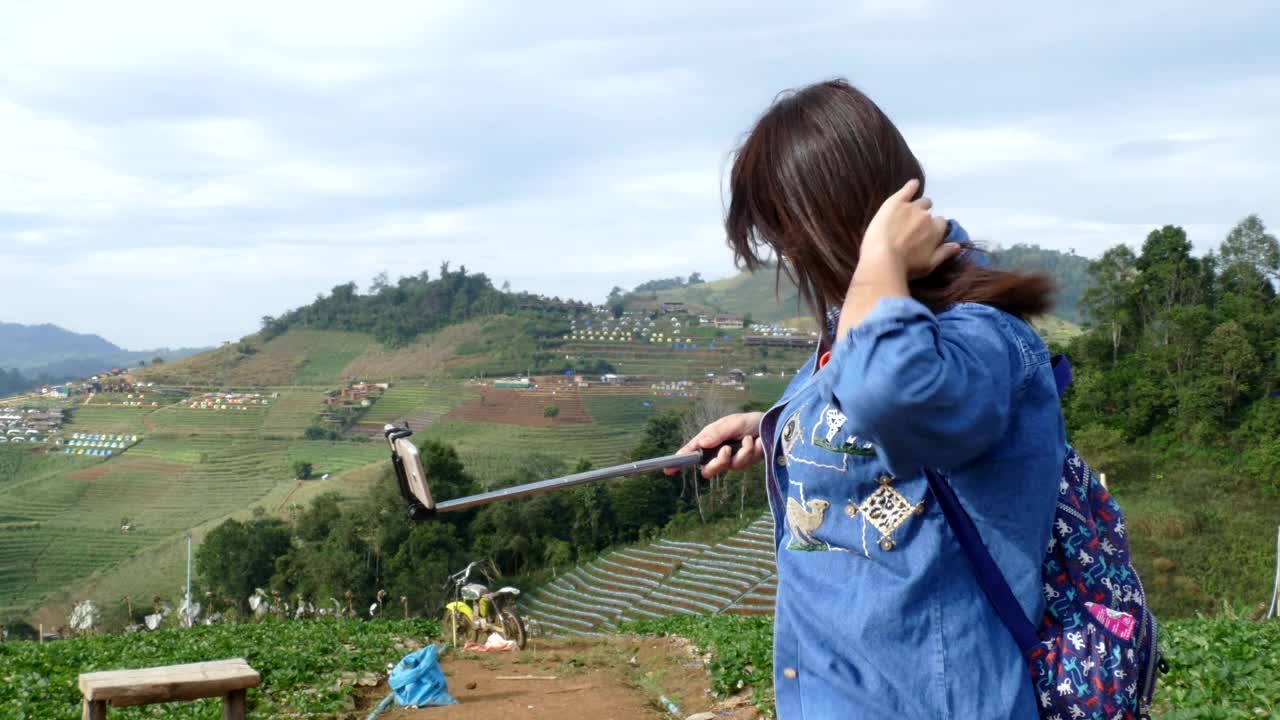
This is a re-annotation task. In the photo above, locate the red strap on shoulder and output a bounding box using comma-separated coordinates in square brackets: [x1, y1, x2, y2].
[818, 351, 831, 370]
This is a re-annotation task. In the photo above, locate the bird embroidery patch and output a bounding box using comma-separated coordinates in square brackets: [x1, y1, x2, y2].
[785, 481, 831, 551]
[810, 405, 876, 456]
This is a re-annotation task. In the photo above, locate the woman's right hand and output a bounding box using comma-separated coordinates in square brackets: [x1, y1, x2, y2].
[664, 412, 765, 478]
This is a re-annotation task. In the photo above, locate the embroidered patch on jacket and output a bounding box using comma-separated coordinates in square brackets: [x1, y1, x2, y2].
[784, 481, 831, 551]
[780, 410, 803, 457]
[846, 475, 924, 551]
[780, 406, 847, 471]
[809, 404, 876, 456]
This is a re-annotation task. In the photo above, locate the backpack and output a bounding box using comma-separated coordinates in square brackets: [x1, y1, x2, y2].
[924, 355, 1166, 719]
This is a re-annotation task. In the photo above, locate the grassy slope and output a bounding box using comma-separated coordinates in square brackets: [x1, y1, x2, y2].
[1104, 446, 1280, 619]
[645, 269, 1083, 340]
[0, 367, 387, 616]
[641, 270, 803, 324]
[134, 329, 376, 387]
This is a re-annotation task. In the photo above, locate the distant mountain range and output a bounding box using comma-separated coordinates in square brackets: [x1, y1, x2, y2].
[0, 322, 209, 386]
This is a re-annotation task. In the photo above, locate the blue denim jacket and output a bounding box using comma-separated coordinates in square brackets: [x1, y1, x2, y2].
[759, 223, 1066, 718]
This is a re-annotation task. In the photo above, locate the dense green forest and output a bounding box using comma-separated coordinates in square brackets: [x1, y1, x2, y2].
[259, 263, 592, 347]
[1064, 215, 1279, 462]
[632, 272, 706, 293]
[991, 244, 1091, 322]
[0, 368, 39, 396]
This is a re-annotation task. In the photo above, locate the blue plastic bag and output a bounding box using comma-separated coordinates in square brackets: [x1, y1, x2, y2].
[388, 644, 456, 707]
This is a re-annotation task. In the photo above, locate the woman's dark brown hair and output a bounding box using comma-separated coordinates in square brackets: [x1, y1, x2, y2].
[726, 79, 1054, 331]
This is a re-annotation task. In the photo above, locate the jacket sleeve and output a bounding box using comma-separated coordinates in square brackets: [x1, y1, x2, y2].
[814, 297, 1027, 477]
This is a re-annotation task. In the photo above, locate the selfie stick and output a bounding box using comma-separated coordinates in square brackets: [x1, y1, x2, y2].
[384, 423, 740, 519]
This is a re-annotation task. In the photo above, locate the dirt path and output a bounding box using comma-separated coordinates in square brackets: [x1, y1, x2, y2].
[362, 637, 760, 720]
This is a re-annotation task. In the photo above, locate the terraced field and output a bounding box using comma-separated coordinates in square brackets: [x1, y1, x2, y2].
[0, 449, 165, 610]
[61, 404, 158, 435]
[284, 441, 385, 478]
[746, 375, 792, 406]
[562, 343, 735, 378]
[518, 514, 778, 636]
[260, 388, 326, 436]
[2, 312, 818, 622]
[0, 527, 154, 612]
[580, 394, 687, 429]
[237, 329, 377, 386]
[0, 432, 394, 613]
[561, 341, 811, 381]
[145, 403, 269, 435]
[355, 382, 477, 434]
[137, 329, 378, 387]
[416, 420, 613, 483]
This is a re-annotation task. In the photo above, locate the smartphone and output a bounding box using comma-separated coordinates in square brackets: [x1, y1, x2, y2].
[387, 428, 434, 513]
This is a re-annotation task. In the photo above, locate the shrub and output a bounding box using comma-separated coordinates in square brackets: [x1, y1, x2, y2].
[1072, 423, 1147, 483]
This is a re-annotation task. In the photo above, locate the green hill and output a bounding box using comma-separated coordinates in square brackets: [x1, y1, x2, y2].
[2, 280, 812, 619]
[633, 269, 803, 325]
[633, 242, 1091, 326]
[0, 257, 1074, 619]
[991, 244, 1091, 323]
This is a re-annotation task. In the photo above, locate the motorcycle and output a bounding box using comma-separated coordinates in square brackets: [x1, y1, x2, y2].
[441, 560, 527, 650]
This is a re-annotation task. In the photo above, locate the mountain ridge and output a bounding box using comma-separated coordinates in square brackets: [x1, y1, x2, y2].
[0, 321, 210, 390]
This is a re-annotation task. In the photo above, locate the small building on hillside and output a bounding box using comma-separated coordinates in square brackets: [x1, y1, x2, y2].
[712, 314, 744, 329]
[744, 335, 817, 349]
[660, 301, 687, 314]
[495, 378, 531, 389]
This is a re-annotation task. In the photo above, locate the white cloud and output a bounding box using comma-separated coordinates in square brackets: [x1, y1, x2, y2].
[911, 126, 1080, 177]
[0, 1, 1275, 347]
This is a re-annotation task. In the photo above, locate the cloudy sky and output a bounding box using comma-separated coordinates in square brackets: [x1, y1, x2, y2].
[2, 1, 1277, 349]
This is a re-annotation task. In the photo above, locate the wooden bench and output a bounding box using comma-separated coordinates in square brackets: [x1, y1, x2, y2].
[79, 658, 260, 719]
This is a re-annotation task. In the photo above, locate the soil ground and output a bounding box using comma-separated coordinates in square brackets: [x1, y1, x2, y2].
[360, 636, 762, 720]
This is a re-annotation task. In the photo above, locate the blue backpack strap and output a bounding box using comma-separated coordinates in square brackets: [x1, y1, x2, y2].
[1051, 354, 1071, 396]
[924, 468, 1040, 654]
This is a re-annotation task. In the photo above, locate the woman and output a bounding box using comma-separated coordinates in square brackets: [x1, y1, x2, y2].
[674, 80, 1064, 717]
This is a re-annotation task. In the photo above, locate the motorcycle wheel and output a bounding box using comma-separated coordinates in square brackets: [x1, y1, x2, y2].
[441, 608, 473, 647]
[500, 608, 527, 650]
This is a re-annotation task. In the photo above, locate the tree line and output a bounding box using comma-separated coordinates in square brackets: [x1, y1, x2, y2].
[1063, 214, 1280, 484]
[259, 263, 594, 347]
[0, 367, 67, 397]
[991, 244, 1090, 323]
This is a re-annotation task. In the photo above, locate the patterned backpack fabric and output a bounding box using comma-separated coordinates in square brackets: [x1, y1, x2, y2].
[925, 356, 1165, 719]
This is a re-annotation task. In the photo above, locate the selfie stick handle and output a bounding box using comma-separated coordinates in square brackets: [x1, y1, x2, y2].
[430, 441, 741, 513]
